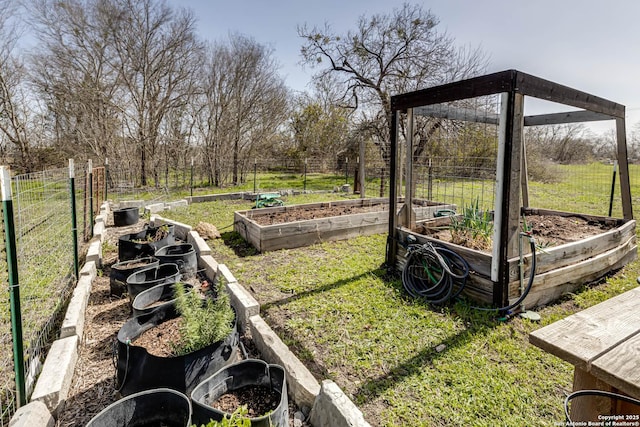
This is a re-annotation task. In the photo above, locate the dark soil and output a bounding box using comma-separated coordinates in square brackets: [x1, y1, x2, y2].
[420, 214, 617, 252]
[249, 203, 387, 225]
[211, 384, 281, 418]
[133, 316, 183, 357]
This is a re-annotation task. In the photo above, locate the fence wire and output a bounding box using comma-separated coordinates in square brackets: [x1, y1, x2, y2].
[105, 155, 391, 202]
[0, 165, 92, 426]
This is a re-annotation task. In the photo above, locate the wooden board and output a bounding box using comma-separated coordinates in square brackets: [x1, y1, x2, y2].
[522, 219, 636, 277]
[591, 332, 640, 399]
[235, 199, 454, 252]
[509, 235, 637, 300]
[529, 287, 640, 370]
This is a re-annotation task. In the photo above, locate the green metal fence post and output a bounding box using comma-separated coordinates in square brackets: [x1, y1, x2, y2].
[88, 159, 94, 238]
[69, 160, 79, 279]
[608, 160, 618, 217]
[1, 166, 26, 407]
[253, 159, 257, 194]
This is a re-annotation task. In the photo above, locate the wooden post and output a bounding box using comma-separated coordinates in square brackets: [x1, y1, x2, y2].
[403, 108, 416, 230]
[570, 367, 616, 422]
[359, 138, 366, 199]
[616, 117, 633, 219]
[491, 91, 523, 307]
[386, 110, 399, 268]
[521, 139, 529, 209]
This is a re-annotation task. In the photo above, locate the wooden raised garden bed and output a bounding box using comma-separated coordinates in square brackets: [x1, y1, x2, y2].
[394, 208, 637, 308]
[234, 197, 455, 252]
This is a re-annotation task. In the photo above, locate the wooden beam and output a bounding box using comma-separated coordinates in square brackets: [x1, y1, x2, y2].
[386, 110, 399, 267]
[391, 69, 625, 121]
[521, 138, 529, 208]
[492, 91, 524, 307]
[359, 138, 366, 199]
[404, 109, 416, 230]
[524, 110, 614, 126]
[391, 70, 517, 111]
[616, 117, 633, 219]
[515, 71, 625, 119]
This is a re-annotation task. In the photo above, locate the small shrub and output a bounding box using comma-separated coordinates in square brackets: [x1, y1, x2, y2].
[172, 281, 234, 356]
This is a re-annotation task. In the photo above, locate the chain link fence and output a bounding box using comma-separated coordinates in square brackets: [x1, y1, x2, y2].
[0, 163, 100, 426]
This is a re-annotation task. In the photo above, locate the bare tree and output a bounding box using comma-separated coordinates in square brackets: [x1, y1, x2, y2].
[290, 88, 351, 167]
[298, 3, 487, 164]
[109, 0, 203, 186]
[525, 124, 595, 164]
[0, 0, 36, 171]
[30, 0, 122, 164]
[195, 34, 288, 186]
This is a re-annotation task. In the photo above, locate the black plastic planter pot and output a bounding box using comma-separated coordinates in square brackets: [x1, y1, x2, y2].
[191, 359, 288, 427]
[113, 207, 140, 227]
[115, 303, 239, 397]
[155, 243, 197, 277]
[126, 263, 181, 302]
[109, 257, 159, 297]
[118, 224, 176, 261]
[131, 282, 193, 317]
[86, 388, 191, 427]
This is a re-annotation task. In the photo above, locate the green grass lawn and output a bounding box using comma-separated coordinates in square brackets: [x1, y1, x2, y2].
[162, 187, 640, 427]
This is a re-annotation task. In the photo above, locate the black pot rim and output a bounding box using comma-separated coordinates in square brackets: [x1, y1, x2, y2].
[191, 359, 286, 422]
[87, 387, 191, 426]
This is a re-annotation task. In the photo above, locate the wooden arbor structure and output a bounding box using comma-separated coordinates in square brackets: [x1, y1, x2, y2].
[386, 69, 634, 308]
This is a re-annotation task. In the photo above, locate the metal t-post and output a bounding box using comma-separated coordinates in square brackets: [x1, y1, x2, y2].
[608, 160, 618, 217]
[304, 158, 307, 192]
[345, 158, 348, 184]
[69, 160, 79, 279]
[1, 166, 26, 407]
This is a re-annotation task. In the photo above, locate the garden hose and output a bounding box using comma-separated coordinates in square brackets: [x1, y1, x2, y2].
[564, 390, 640, 427]
[401, 233, 537, 314]
[402, 242, 470, 305]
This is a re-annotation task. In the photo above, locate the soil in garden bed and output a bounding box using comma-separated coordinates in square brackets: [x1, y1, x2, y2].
[212, 385, 281, 418]
[419, 214, 618, 252]
[250, 203, 388, 225]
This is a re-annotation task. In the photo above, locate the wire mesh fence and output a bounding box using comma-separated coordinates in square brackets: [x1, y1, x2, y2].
[105, 156, 391, 202]
[410, 158, 633, 221]
[0, 163, 101, 426]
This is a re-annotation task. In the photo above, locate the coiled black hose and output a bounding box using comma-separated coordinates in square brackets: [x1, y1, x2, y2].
[564, 390, 640, 427]
[402, 242, 470, 305]
[402, 234, 536, 312]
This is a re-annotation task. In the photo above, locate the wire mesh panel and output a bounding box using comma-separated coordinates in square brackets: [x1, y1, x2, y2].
[405, 95, 501, 235]
[0, 210, 14, 427]
[0, 167, 77, 425]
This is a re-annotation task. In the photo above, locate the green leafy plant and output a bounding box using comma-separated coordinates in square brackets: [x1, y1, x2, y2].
[450, 198, 493, 250]
[193, 406, 252, 427]
[172, 281, 234, 356]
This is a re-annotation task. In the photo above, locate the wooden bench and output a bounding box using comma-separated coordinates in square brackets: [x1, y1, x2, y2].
[529, 286, 640, 422]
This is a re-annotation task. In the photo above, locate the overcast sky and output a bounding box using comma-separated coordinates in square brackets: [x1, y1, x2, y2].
[171, 1, 640, 133]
